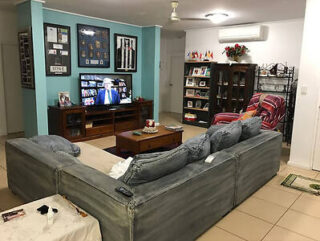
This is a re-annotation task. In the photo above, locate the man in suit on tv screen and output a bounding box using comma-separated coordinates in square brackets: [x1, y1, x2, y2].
[96, 78, 120, 105]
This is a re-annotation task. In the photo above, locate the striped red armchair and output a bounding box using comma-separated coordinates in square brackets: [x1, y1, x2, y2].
[212, 93, 286, 130]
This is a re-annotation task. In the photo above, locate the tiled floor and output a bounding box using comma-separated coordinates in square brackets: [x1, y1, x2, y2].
[1, 112, 320, 241]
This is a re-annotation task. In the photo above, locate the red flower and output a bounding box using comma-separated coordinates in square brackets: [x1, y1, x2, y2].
[235, 44, 239, 48]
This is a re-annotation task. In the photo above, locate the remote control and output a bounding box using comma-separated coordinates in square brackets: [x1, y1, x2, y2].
[115, 187, 133, 197]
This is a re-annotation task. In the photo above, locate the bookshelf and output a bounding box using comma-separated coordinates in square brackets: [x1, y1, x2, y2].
[182, 62, 256, 128]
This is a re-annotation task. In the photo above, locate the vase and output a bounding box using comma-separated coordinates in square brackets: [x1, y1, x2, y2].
[233, 56, 239, 62]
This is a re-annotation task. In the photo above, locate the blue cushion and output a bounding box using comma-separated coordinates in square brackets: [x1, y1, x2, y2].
[206, 124, 226, 137]
[121, 147, 189, 186]
[30, 135, 81, 157]
[182, 133, 210, 162]
[209, 120, 242, 153]
[241, 117, 262, 140]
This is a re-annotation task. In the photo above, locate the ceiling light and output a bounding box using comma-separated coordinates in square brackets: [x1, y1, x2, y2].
[205, 13, 229, 24]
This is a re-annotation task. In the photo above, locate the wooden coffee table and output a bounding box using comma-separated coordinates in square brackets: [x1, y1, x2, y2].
[116, 125, 183, 155]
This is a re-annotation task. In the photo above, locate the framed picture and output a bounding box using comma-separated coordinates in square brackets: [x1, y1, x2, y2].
[58, 91, 72, 107]
[195, 100, 202, 108]
[199, 81, 206, 87]
[44, 23, 71, 76]
[77, 24, 110, 68]
[200, 66, 207, 76]
[186, 89, 195, 97]
[187, 101, 193, 108]
[203, 103, 209, 110]
[195, 90, 201, 97]
[205, 68, 211, 77]
[192, 67, 201, 76]
[18, 29, 34, 89]
[114, 34, 137, 72]
[186, 78, 195, 86]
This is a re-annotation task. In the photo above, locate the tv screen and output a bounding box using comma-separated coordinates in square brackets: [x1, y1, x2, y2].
[79, 73, 132, 106]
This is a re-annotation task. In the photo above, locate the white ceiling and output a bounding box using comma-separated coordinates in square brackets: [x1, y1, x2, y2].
[9, 0, 306, 31]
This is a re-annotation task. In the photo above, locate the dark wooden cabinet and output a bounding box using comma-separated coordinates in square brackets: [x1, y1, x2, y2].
[182, 62, 256, 128]
[48, 100, 153, 142]
[212, 63, 256, 114]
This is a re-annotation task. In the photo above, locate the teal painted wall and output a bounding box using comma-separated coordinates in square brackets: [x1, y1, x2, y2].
[43, 9, 143, 105]
[17, 2, 160, 136]
[31, 1, 48, 135]
[17, 1, 38, 137]
[141, 26, 161, 121]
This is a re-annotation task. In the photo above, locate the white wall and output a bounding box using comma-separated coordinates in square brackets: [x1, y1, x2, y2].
[289, 0, 320, 170]
[185, 19, 304, 70]
[160, 30, 185, 113]
[0, 7, 23, 135]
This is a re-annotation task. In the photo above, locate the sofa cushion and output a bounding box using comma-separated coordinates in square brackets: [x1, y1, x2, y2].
[31, 135, 80, 157]
[241, 117, 262, 140]
[182, 133, 210, 162]
[76, 142, 124, 175]
[209, 120, 242, 153]
[120, 147, 189, 186]
[206, 124, 226, 137]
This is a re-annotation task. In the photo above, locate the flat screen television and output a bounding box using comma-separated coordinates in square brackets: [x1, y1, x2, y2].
[79, 73, 132, 106]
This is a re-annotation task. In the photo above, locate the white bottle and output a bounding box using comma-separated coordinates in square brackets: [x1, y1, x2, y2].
[47, 206, 54, 225]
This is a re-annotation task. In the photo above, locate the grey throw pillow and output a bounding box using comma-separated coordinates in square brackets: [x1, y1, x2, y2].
[182, 133, 210, 162]
[206, 124, 226, 137]
[210, 120, 242, 153]
[30, 135, 81, 157]
[121, 147, 188, 186]
[241, 117, 262, 140]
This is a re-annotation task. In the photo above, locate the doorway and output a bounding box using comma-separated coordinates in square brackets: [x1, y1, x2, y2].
[1, 43, 23, 134]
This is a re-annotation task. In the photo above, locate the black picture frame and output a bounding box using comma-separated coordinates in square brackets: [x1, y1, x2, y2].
[114, 34, 137, 72]
[18, 29, 35, 89]
[44, 23, 71, 76]
[77, 24, 110, 68]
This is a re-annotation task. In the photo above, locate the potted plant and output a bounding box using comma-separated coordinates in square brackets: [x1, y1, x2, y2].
[223, 44, 249, 62]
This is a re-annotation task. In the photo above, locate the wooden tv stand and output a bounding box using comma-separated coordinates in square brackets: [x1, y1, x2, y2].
[48, 100, 153, 142]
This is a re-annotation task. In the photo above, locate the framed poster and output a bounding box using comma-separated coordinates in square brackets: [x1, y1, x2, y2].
[44, 23, 71, 76]
[18, 29, 34, 89]
[114, 34, 137, 72]
[77, 24, 110, 68]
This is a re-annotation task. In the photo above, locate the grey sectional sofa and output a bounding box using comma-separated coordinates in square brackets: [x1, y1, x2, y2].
[6, 130, 282, 241]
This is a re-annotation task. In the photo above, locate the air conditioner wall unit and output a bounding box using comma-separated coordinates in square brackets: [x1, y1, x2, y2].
[218, 25, 266, 43]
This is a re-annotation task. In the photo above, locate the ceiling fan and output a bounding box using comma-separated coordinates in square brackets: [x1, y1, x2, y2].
[168, 0, 229, 24]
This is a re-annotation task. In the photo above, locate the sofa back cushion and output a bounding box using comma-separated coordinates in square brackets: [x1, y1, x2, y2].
[206, 124, 226, 137]
[209, 120, 242, 153]
[30, 135, 81, 157]
[120, 147, 189, 186]
[182, 133, 210, 162]
[241, 117, 262, 140]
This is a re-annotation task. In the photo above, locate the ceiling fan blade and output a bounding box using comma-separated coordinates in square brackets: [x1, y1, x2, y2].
[180, 18, 209, 21]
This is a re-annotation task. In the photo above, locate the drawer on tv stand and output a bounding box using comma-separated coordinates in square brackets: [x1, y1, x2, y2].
[86, 125, 114, 136]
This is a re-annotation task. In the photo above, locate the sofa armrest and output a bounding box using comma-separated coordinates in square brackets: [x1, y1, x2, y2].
[6, 138, 79, 202]
[59, 164, 133, 241]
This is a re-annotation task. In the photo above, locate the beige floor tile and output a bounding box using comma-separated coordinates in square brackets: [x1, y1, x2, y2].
[278, 166, 319, 179]
[237, 196, 287, 224]
[266, 175, 302, 195]
[197, 226, 246, 241]
[0, 188, 24, 211]
[290, 194, 320, 218]
[277, 210, 320, 240]
[262, 226, 315, 241]
[216, 210, 273, 241]
[0, 168, 8, 189]
[83, 135, 116, 149]
[253, 185, 300, 208]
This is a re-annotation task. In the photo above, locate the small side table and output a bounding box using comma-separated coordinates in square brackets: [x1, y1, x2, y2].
[0, 194, 102, 241]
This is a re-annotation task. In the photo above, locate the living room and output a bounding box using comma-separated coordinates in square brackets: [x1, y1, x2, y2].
[1, 0, 320, 240]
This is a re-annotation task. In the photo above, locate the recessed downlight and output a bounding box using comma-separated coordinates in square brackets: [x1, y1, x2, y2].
[205, 13, 229, 24]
